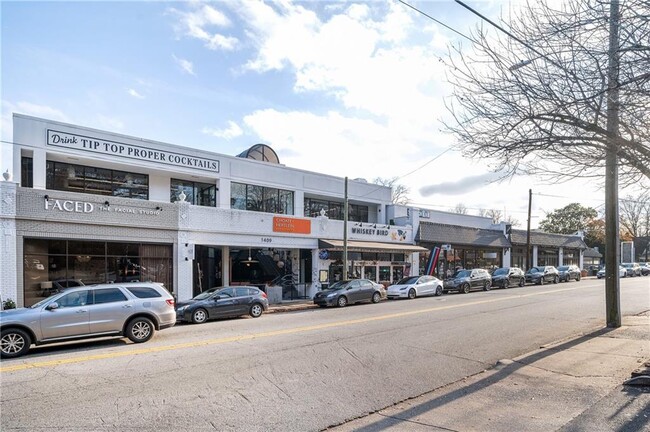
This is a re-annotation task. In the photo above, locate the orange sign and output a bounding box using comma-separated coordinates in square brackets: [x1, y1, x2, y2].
[273, 216, 311, 234]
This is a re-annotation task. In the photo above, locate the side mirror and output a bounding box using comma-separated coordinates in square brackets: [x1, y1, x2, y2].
[46, 302, 59, 311]
[213, 295, 221, 301]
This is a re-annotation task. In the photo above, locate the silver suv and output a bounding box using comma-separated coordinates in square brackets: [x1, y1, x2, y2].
[0, 283, 176, 358]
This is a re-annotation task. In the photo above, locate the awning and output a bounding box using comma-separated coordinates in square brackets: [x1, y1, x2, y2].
[318, 239, 428, 253]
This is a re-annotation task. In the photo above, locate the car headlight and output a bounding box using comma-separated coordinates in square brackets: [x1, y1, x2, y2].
[400, 287, 407, 291]
[176, 306, 187, 313]
[327, 293, 337, 298]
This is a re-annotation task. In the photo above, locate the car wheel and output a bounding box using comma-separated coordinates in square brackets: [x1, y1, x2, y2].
[337, 296, 348, 307]
[554, 276, 559, 284]
[577, 274, 581, 281]
[503, 278, 510, 289]
[408, 288, 416, 299]
[539, 277, 544, 285]
[519, 278, 525, 287]
[483, 280, 491, 291]
[461, 283, 471, 294]
[126, 317, 155, 343]
[249, 303, 264, 318]
[435, 285, 443, 296]
[371, 292, 382, 303]
[191, 308, 208, 324]
[1, 328, 31, 359]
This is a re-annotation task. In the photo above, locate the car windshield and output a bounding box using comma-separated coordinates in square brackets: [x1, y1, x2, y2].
[558, 266, 569, 271]
[30, 296, 57, 309]
[397, 277, 419, 285]
[193, 287, 220, 300]
[622, 264, 632, 268]
[453, 270, 471, 278]
[327, 281, 348, 290]
[493, 268, 508, 276]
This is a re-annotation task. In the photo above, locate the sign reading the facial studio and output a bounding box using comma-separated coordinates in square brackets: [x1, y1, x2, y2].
[45, 198, 161, 216]
[47, 130, 220, 173]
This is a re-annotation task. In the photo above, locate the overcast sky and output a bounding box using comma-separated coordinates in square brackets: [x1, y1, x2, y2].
[2, 0, 641, 228]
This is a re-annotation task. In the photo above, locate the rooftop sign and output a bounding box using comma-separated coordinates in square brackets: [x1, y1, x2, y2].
[47, 129, 220, 173]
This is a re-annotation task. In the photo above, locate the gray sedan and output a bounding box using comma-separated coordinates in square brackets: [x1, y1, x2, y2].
[313, 279, 386, 307]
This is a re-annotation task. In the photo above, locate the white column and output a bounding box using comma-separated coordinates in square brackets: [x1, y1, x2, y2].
[558, 247, 564, 266]
[219, 179, 231, 209]
[33, 148, 47, 190]
[222, 246, 230, 285]
[294, 190, 304, 217]
[579, 250, 584, 270]
[0, 182, 18, 306]
[503, 248, 512, 267]
[532, 246, 539, 267]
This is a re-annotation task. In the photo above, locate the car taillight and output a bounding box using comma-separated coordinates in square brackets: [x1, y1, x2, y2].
[166, 299, 175, 307]
[261, 292, 268, 299]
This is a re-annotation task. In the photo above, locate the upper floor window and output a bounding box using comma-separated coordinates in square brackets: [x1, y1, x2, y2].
[21, 157, 33, 188]
[304, 198, 368, 222]
[170, 179, 216, 207]
[46, 161, 148, 199]
[230, 182, 294, 215]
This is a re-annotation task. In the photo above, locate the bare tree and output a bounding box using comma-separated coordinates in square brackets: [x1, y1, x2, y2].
[619, 191, 650, 238]
[373, 177, 410, 205]
[486, 209, 503, 223]
[444, 0, 650, 186]
[454, 203, 468, 214]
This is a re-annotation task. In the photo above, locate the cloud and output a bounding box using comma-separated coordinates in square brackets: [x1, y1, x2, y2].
[172, 54, 196, 75]
[95, 114, 124, 131]
[127, 88, 145, 99]
[202, 121, 243, 140]
[168, 4, 238, 50]
[419, 172, 505, 196]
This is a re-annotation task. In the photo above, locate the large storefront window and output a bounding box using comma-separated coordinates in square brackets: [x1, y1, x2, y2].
[230, 182, 294, 215]
[46, 161, 148, 199]
[23, 239, 172, 306]
[538, 248, 559, 267]
[170, 179, 216, 206]
[304, 198, 369, 222]
[563, 249, 579, 266]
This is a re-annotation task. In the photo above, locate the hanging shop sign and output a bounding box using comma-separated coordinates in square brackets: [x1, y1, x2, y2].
[47, 130, 220, 173]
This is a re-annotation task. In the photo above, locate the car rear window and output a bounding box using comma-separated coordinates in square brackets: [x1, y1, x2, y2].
[126, 286, 162, 299]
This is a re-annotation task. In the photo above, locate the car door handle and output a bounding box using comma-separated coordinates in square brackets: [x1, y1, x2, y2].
[76, 309, 87, 313]
[122, 305, 133, 308]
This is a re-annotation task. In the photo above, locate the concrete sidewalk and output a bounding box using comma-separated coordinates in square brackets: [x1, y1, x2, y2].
[328, 312, 650, 432]
[267, 299, 318, 314]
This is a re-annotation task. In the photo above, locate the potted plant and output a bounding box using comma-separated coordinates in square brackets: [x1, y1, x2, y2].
[2, 298, 17, 310]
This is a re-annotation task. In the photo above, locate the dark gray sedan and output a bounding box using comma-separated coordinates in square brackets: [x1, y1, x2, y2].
[175, 286, 269, 324]
[313, 279, 386, 307]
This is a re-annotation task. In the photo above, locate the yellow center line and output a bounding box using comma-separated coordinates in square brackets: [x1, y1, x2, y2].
[1, 285, 584, 373]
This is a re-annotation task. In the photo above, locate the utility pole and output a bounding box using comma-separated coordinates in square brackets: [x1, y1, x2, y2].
[526, 189, 532, 270]
[605, 0, 621, 328]
[343, 176, 349, 280]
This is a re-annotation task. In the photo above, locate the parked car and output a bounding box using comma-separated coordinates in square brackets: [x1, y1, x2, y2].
[386, 275, 444, 299]
[313, 279, 386, 307]
[557, 265, 581, 282]
[621, 263, 642, 277]
[525, 266, 560, 285]
[176, 286, 269, 324]
[596, 266, 627, 279]
[443, 268, 492, 294]
[490, 267, 526, 288]
[640, 263, 650, 276]
[0, 282, 175, 359]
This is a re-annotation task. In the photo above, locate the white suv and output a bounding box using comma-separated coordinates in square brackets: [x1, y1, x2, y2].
[0, 282, 176, 358]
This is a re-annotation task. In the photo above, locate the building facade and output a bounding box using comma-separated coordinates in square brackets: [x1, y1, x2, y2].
[1, 114, 425, 307]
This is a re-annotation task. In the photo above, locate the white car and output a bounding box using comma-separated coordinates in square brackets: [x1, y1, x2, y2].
[387, 275, 443, 299]
[596, 266, 626, 279]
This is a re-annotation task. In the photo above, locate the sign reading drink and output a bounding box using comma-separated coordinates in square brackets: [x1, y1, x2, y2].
[47, 130, 220, 173]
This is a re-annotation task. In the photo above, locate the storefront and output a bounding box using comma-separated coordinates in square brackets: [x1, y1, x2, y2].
[510, 230, 587, 270]
[316, 238, 427, 287]
[416, 222, 510, 279]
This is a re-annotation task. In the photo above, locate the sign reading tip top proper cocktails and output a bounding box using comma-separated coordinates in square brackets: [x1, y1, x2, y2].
[47, 130, 220, 173]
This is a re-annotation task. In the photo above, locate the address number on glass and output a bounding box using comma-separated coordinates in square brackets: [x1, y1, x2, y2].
[261, 237, 273, 243]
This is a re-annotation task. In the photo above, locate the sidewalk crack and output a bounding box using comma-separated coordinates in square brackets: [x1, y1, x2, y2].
[377, 413, 461, 431]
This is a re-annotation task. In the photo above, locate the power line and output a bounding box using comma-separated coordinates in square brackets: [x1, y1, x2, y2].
[398, 0, 476, 43]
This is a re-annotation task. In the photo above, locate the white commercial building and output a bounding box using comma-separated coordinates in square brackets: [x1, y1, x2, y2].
[1, 114, 426, 307]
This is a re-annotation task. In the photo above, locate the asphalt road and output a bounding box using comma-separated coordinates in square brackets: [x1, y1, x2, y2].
[1, 277, 649, 431]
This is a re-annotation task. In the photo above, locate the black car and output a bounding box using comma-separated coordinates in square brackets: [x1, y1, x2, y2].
[557, 265, 581, 282]
[491, 267, 526, 288]
[175, 286, 269, 324]
[525, 266, 560, 285]
[313, 279, 386, 307]
[443, 268, 492, 294]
